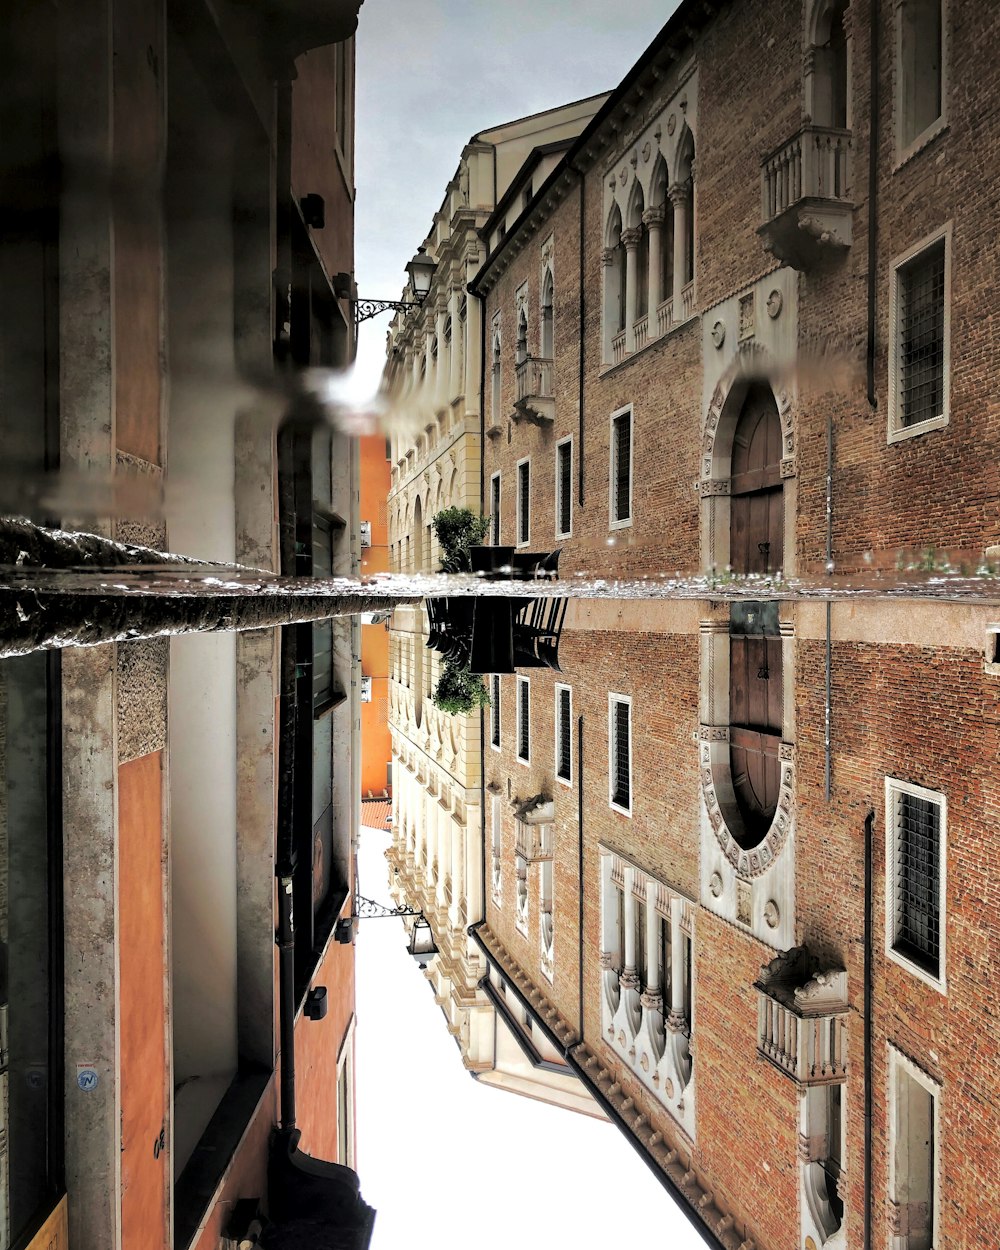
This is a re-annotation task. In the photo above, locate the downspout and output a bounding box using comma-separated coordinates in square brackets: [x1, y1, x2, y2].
[866, 0, 880, 410]
[476, 285, 486, 518]
[571, 161, 586, 508]
[275, 627, 299, 1131]
[864, 806, 875, 1250]
[825, 406, 833, 802]
[577, 715, 584, 1033]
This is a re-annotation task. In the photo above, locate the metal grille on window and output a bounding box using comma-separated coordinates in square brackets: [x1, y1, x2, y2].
[558, 442, 571, 534]
[612, 699, 630, 808]
[613, 414, 631, 521]
[491, 477, 501, 545]
[491, 675, 500, 746]
[518, 462, 530, 543]
[899, 242, 945, 427]
[557, 688, 571, 780]
[895, 792, 940, 975]
[518, 680, 530, 760]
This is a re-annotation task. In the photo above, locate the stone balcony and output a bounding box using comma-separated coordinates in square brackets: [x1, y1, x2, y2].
[513, 356, 554, 425]
[754, 946, 848, 1086]
[758, 124, 853, 270]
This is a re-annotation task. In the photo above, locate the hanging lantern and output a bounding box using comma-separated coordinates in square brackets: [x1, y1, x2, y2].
[407, 915, 439, 968]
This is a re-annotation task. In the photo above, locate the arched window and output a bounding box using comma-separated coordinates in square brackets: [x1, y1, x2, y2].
[811, 0, 849, 129]
[540, 269, 554, 359]
[491, 329, 502, 425]
[651, 157, 673, 313]
[676, 132, 696, 287]
[515, 307, 528, 365]
[604, 204, 625, 361]
[628, 183, 648, 320]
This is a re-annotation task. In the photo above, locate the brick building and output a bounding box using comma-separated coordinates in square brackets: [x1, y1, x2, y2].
[0, 3, 371, 1248]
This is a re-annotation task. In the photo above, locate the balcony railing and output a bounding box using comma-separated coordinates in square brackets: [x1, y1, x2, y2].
[759, 124, 853, 268]
[755, 948, 848, 1086]
[656, 298, 673, 337]
[632, 313, 649, 352]
[515, 819, 552, 863]
[612, 329, 627, 364]
[681, 281, 695, 319]
[515, 355, 552, 402]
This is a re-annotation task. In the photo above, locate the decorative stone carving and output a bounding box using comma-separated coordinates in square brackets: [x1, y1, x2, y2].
[641, 141, 651, 162]
[619, 165, 628, 184]
[630, 148, 638, 168]
[709, 871, 723, 898]
[764, 899, 780, 928]
[736, 879, 752, 926]
[621, 226, 642, 249]
[766, 288, 783, 319]
[667, 112, 676, 135]
[711, 319, 726, 348]
[738, 292, 755, 341]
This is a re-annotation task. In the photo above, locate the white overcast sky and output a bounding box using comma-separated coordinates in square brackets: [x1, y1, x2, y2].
[350, 0, 682, 398]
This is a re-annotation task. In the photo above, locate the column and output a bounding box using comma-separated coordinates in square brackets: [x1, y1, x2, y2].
[621, 868, 638, 989]
[448, 286, 462, 403]
[621, 227, 641, 353]
[642, 900, 663, 1013]
[423, 314, 436, 415]
[411, 334, 424, 397]
[643, 207, 665, 320]
[600, 248, 616, 363]
[669, 183, 690, 314]
[463, 268, 481, 418]
[434, 300, 448, 413]
[668, 899, 686, 1029]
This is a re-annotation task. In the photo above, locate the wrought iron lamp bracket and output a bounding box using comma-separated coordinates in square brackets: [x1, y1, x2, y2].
[353, 297, 425, 327]
[353, 892, 423, 920]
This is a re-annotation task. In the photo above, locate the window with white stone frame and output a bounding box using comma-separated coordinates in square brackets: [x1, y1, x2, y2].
[516, 457, 531, 547]
[609, 407, 633, 528]
[516, 675, 530, 764]
[888, 225, 951, 443]
[335, 1019, 356, 1167]
[489, 674, 501, 751]
[554, 683, 572, 785]
[515, 851, 529, 935]
[555, 437, 572, 539]
[490, 321, 502, 429]
[608, 692, 632, 815]
[885, 777, 947, 992]
[490, 471, 501, 546]
[896, 0, 946, 160]
[888, 1046, 940, 1250]
[598, 849, 695, 1134]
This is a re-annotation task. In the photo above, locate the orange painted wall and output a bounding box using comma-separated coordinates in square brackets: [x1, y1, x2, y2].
[360, 433, 391, 795]
[118, 751, 169, 1250]
[294, 895, 357, 1163]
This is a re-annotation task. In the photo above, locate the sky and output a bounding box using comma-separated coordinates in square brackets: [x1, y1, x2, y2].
[354, 825, 702, 1249]
[350, 0, 683, 398]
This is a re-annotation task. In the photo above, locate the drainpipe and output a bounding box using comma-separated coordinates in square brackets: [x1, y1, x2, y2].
[473, 287, 487, 518]
[863, 806, 875, 1250]
[577, 715, 584, 1033]
[866, 0, 879, 410]
[275, 627, 299, 1131]
[825, 405, 833, 802]
[570, 161, 586, 508]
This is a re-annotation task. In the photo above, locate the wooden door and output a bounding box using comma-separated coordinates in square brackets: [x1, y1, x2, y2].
[730, 385, 783, 575]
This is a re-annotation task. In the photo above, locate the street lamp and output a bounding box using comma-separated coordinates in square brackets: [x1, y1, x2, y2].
[343, 892, 439, 967]
[353, 246, 438, 327]
[407, 916, 438, 969]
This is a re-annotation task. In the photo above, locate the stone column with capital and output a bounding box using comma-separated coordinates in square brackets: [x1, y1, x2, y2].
[667, 898, 687, 1030]
[669, 182, 691, 315]
[641, 897, 663, 1014]
[434, 300, 449, 414]
[643, 206, 665, 319]
[621, 871, 639, 989]
[621, 226, 642, 353]
[448, 286, 462, 404]
[601, 246, 617, 362]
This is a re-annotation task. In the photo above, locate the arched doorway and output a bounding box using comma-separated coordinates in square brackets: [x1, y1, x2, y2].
[728, 384, 783, 846]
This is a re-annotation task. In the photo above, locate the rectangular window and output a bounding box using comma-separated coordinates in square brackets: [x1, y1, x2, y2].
[334, 39, 352, 166]
[889, 1046, 939, 1250]
[517, 676, 530, 763]
[898, 0, 944, 156]
[336, 1024, 356, 1167]
[490, 472, 501, 545]
[516, 458, 530, 546]
[555, 437, 572, 538]
[609, 693, 632, 814]
[889, 227, 950, 442]
[555, 684, 572, 784]
[610, 407, 633, 527]
[886, 778, 946, 989]
[490, 675, 501, 749]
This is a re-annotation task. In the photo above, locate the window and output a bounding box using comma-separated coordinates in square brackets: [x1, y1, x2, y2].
[490, 326, 502, 426]
[889, 1046, 939, 1250]
[516, 458, 530, 547]
[490, 472, 501, 546]
[890, 228, 950, 441]
[540, 854, 554, 980]
[885, 778, 946, 989]
[490, 674, 501, 749]
[336, 1023, 356, 1167]
[609, 693, 632, 814]
[516, 676, 530, 763]
[555, 438, 572, 539]
[897, 0, 944, 157]
[515, 307, 528, 365]
[609, 407, 633, 528]
[555, 684, 572, 784]
[334, 39, 352, 166]
[491, 795, 503, 902]
[540, 267, 554, 359]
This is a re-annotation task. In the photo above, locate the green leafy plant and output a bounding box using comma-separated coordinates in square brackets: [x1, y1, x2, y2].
[431, 507, 490, 573]
[432, 659, 490, 716]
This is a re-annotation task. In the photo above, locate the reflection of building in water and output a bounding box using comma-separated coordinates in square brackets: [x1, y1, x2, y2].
[478, 597, 1000, 1250]
[0, 3, 372, 1247]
